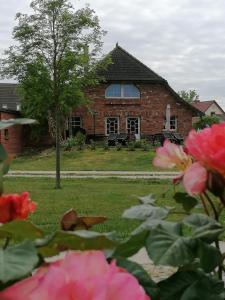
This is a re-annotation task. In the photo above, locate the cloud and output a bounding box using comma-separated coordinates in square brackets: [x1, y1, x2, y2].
[1, 0, 225, 108]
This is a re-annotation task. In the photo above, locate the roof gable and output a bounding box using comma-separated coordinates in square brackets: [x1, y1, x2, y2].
[100, 45, 166, 83]
[192, 100, 225, 114]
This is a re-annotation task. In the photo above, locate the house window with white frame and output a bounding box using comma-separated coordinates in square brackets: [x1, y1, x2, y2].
[105, 84, 140, 99]
[163, 116, 177, 131]
[106, 117, 119, 135]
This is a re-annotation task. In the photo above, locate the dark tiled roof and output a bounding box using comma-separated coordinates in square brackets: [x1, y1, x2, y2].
[100, 45, 166, 83]
[0, 83, 20, 111]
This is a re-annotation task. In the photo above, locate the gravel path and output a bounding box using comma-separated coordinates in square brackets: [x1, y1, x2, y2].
[6, 170, 180, 179]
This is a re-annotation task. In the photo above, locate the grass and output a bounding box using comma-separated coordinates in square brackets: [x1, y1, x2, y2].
[11, 148, 158, 171]
[3, 177, 183, 239]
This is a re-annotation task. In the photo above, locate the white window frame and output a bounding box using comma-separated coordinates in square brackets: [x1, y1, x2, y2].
[105, 84, 140, 99]
[126, 117, 140, 135]
[163, 116, 177, 131]
[105, 117, 120, 135]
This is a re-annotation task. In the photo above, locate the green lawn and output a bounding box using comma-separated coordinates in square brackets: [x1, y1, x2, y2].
[11, 148, 158, 171]
[4, 177, 182, 239]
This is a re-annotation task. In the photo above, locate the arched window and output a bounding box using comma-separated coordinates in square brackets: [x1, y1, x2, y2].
[105, 84, 140, 99]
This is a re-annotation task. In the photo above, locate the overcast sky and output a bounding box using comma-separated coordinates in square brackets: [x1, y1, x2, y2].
[1, 0, 225, 108]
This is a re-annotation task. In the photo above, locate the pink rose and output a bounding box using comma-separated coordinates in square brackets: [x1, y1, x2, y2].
[0, 251, 150, 300]
[153, 140, 192, 171]
[185, 123, 225, 178]
[183, 162, 208, 196]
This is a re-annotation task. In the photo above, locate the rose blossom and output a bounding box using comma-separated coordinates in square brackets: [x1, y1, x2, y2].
[153, 140, 207, 195]
[0, 250, 150, 300]
[0, 192, 36, 223]
[183, 162, 208, 196]
[185, 123, 225, 178]
[153, 140, 192, 171]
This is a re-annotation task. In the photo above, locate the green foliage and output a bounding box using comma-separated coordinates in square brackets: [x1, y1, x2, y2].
[62, 136, 77, 151]
[103, 140, 109, 150]
[178, 89, 199, 103]
[127, 141, 135, 151]
[116, 142, 122, 151]
[193, 115, 220, 130]
[90, 139, 96, 150]
[0, 0, 110, 187]
[0, 241, 39, 284]
[74, 132, 86, 150]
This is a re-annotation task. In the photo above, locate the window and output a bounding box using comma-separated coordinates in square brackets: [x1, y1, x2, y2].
[2, 104, 7, 109]
[106, 117, 119, 135]
[69, 116, 82, 129]
[17, 104, 21, 111]
[164, 116, 177, 131]
[105, 84, 140, 98]
[4, 129, 9, 140]
[211, 112, 215, 116]
[127, 118, 140, 135]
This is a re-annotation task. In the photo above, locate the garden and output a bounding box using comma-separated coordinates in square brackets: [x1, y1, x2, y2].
[1, 122, 225, 299]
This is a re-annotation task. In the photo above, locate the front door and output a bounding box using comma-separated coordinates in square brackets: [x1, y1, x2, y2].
[127, 117, 140, 140]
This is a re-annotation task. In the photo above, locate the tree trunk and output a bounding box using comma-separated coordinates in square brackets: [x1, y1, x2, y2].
[55, 104, 61, 189]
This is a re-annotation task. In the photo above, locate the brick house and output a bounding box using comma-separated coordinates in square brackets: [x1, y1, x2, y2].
[0, 45, 201, 154]
[69, 45, 201, 140]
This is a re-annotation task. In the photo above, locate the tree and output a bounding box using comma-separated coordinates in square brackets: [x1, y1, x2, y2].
[0, 0, 109, 189]
[193, 115, 220, 130]
[178, 89, 199, 104]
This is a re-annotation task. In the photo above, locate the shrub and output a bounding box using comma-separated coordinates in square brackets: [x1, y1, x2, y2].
[90, 139, 96, 150]
[62, 137, 76, 151]
[116, 142, 122, 151]
[193, 115, 220, 130]
[103, 141, 109, 150]
[127, 141, 135, 151]
[134, 140, 142, 148]
[74, 132, 86, 150]
[141, 139, 149, 151]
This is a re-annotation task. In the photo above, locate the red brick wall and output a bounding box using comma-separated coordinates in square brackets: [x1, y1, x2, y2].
[72, 83, 195, 138]
[0, 112, 23, 155]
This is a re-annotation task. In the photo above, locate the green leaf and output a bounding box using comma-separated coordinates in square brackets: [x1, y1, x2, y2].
[123, 205, 168, 221]
[146, 224, 196, 267]
[158, 271, 225, 300]
[38, 230, 117, 257]
[115, 257, 159, 300]
[174, 192, 198, 212]
[183, 214, 224, 242]
[181, 275, 225, 300]
[0, 240, 39, 283]
[113, 230, 148, 258]
[138, 194, 156, 205]
[196, 241, 222, 273]
[0, 118, 36, 130]
[0, 220, 44, 241]
[132, 219, 175, 235]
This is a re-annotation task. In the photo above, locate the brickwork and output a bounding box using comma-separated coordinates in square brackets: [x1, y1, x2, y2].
[73, 83, 195, 138]
[0, 112, 23, 155]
